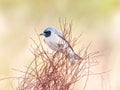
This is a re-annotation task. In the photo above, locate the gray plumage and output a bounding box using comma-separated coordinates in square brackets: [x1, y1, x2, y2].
[40, 27, 81, 62]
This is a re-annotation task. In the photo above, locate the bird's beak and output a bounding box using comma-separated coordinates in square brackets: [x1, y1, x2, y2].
[40, 33, 45, 36]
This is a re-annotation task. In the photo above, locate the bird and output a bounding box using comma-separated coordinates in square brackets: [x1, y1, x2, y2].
[40, 27, 82, 62]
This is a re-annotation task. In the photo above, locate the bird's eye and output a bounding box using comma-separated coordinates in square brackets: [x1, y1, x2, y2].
[44, 31, 51, 37]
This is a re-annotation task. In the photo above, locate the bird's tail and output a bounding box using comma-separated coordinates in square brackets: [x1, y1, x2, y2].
[73, 53, 83, 63]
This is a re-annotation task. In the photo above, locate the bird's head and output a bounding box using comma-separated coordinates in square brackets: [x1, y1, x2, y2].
[40, 27, 62, 37]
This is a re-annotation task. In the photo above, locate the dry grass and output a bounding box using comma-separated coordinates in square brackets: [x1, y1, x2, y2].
[17, 19, 100, 90]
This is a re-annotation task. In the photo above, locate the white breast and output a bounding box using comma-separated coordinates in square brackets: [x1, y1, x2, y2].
[44, 33, 63, 51]
[44, 33, 75, 58]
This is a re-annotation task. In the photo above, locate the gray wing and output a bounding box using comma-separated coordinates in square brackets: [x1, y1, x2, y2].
[58, 34, 74, 51]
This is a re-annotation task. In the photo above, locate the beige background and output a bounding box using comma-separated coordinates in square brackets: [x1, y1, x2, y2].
[0, 0, 120, 90]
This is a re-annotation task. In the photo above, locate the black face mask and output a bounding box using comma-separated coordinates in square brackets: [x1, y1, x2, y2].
[44, 30, 51, 37]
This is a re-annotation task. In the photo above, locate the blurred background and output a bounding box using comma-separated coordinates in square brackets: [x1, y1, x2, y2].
[0, 0, 120, 90]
